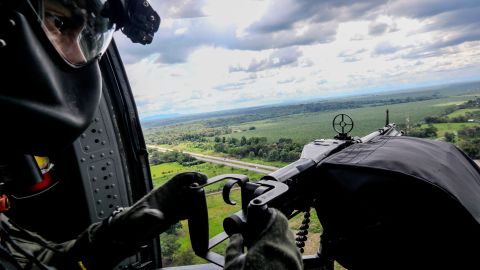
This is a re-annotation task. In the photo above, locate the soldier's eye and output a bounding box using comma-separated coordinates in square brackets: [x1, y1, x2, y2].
[45, 12, 69, 33]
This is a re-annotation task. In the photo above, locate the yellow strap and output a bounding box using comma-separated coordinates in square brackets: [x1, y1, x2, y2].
[78, 261, 87, 270]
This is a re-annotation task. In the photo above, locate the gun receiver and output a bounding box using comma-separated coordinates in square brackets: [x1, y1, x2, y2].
[187, 114, 402, 267]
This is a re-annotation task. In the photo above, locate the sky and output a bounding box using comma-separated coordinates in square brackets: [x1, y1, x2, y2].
[113, 0, 480, 119]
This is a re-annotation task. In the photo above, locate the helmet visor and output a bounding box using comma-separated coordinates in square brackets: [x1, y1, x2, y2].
[37, 0, 115, 65]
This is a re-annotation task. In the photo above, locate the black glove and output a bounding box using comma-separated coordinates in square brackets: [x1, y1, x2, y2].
[68, 171, 208, 269]
[224, 208, 303, 270]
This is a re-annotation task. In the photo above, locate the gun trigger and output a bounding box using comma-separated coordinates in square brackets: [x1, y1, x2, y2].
[223, 179, 239, 205]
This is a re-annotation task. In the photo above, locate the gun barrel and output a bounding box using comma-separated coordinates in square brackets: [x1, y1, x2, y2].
[359, 123, 401, 142]
[359, 130, 382, 143]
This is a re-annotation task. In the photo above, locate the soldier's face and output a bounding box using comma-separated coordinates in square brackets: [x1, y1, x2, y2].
[42, 0, 87, 64]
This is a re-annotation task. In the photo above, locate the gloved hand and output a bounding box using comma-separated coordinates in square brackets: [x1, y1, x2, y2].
[67, 171, 208, 270]
[224, 208, 303, 270]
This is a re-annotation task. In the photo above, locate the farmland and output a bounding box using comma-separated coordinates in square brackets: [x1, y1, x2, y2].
[227, 96, 468, 144]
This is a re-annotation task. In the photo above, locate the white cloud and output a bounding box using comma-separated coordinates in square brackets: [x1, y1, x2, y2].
[116, 0, 480, 118]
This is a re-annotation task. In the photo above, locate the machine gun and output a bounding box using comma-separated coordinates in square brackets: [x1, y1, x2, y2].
[186, 112, 403, 268]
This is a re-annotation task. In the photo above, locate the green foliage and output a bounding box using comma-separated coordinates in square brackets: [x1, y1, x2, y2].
[160, 233, 180, 266]
[457, 125, 480, 159]
[408, 124, 438, 138]
[160, 223, 183, 266]
[148, 148, 203, 166]
[415, 97, 480, 159]
[458, 125, 480, 138]
[212, 136, 302, 162]
[459, 139, 480, 159]
[419, 122, 478, 136]
[173, 249, 196, 266]
[144, 124, 232, 145]
[444, 132, 456, 143]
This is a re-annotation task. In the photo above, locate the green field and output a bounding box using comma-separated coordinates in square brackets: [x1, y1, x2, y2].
[228, 96, 471, 144]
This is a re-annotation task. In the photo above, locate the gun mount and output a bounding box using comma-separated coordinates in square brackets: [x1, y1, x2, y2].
[187, 113, 403, 268]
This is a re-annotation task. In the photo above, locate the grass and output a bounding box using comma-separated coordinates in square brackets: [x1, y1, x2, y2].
[447, 108, 480, 118]
[433, 101, 467, 107]
[151, 162, 264, 192]
[171, 191, 243, 266]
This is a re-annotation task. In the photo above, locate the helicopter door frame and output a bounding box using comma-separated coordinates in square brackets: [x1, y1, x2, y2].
[68, 39, 163, 268]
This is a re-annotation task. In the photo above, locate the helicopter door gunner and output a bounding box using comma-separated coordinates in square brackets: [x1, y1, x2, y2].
[0, 0, 302, 269]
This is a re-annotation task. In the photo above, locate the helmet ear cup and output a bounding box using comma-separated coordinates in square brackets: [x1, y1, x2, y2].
[0, 11, 102, 155]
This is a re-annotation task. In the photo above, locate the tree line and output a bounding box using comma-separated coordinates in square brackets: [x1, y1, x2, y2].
[148, 148, 204, 166]
[213, 136, 302, 162]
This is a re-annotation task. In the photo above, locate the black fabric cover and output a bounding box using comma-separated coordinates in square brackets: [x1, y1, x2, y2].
[314, 136, 480, 269]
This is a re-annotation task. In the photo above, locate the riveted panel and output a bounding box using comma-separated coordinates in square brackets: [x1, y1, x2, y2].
[72, 96, 130, 222]
[79, 117, 111, 154]
[87, 158, 123, 218]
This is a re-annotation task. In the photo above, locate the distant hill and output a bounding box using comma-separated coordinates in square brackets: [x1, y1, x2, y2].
[141, 80, 480, 129]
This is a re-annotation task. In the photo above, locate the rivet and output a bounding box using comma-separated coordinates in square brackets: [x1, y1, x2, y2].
[90, 154, 95, 159]
[9, 19, 15, 27]
[0, 39, 6, 48]
[143, 1, 149, 7]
